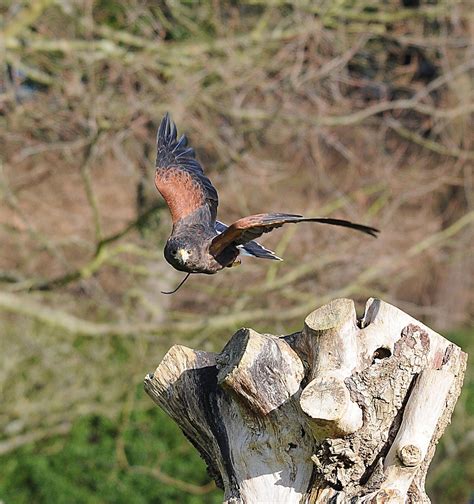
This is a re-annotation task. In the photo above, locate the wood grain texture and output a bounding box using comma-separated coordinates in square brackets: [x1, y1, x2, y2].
[144, 298, 467, 503]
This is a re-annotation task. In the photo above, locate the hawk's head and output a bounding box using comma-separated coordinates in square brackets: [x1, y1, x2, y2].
[164, 237, 199, 272]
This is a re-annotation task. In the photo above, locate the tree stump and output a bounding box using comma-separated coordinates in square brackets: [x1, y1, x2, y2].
[144, 298, 467, 503]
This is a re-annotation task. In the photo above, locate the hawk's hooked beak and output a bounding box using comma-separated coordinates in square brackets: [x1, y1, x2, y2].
[174, 248, 190, 264]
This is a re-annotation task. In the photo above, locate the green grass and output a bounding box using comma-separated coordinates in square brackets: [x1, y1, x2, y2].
[426, 329, 474, 504]
[0, 401, 222, 504]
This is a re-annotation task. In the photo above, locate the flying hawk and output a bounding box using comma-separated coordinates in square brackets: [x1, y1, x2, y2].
[154, 114, 378, 291]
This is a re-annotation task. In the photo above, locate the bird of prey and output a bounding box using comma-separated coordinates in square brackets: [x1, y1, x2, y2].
[155, 113, 379, 293]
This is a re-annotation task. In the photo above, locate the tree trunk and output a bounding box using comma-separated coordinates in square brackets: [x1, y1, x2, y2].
[144, 298, 467, 503]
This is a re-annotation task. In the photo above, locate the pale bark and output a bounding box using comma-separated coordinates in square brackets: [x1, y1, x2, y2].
[144, 298, 467, 503]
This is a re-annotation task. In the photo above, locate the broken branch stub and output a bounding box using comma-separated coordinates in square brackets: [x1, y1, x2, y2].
[144, 298, 467, 503]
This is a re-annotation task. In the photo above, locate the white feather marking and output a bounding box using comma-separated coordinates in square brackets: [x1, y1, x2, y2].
[237, 245, 254, 257]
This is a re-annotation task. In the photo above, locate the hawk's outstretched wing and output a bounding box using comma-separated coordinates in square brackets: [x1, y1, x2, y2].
[215, 220, 282, 260]
[155, 113, 218, 224]
[210, 213, 379, 257]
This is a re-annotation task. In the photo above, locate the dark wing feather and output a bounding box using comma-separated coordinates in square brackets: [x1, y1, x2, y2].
[210, 213, 379, 257]
[155, 113, 218, 224]
[215, 220, 282, 260]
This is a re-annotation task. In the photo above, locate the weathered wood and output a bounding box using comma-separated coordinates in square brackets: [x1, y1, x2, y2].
[299, 299, 363, 438]
[144, 298, 467, 503]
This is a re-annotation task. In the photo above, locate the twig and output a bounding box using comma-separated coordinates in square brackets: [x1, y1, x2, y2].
[128, 465, 216, 495]
[3, 202, 164, 291]
[3, 0, 56, 39]
[387, 119, 474, 160]
[80, 133, 104, 242]
[0, 422, 71, 456]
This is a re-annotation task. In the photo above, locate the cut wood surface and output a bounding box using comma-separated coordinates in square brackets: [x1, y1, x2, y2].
[144, 298, 467, 503]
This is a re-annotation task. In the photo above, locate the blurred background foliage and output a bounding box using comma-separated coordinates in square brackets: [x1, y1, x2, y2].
[0, 0, 473, 502]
